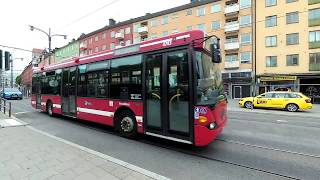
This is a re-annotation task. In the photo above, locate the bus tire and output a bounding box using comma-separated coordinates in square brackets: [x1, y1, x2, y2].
[116, 110, 137, 139]
[46, 101, 54, 116]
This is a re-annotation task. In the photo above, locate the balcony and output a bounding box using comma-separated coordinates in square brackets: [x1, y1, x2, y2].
[224, 4, 239, 15]
[310, 63, 320, 71]
[309, 18, 320, 27]
[138, 26, 148, 34]
[309, 41, 320, 49]
[225, 42, 240, 50]
[115, 32, 124, 40]
[309, 0, 320, 5]
[79, 43, 87, 51]
[224, 22, 239, 33]
[224, 61, 240, 69]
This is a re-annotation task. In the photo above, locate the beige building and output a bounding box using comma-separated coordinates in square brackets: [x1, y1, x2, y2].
[256, 0, 320, 102]
[132, 0, 255, 98]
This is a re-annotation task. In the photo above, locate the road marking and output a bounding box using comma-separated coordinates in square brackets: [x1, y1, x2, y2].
[276, 120, 288, 123]
[13, 111, 33, 115]
[26, 126, 170, 180]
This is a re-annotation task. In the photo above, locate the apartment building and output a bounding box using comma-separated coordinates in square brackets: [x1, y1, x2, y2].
[55, 40, 79, 63]
[78, 19, 134, 57]
[132, 0, 254, 98]
[256, 0, 320, 102]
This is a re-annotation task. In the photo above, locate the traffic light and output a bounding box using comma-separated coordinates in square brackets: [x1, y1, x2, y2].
[211, 39, 221, 63]
[4, 51, 10, 71]
[0, 50, 2, 70]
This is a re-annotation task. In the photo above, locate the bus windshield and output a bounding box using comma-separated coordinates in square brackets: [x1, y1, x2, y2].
[196, 51, 225, 106]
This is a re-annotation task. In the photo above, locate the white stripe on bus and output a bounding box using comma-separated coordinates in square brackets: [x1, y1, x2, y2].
[77, 107, 114, 117]
[80, 51, 114, 61]
[140, 38, 173, 48]
[53, 104, 61, 109]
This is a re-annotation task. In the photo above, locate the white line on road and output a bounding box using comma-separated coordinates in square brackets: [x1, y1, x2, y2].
[276, 120, 288, 123]
[13, 111, 33, 115]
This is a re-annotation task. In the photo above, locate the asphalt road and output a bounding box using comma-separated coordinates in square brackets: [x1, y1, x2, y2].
[9, 98, 320, 180]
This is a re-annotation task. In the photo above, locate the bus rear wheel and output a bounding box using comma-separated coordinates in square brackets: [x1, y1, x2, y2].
[116, 110, 137, 139]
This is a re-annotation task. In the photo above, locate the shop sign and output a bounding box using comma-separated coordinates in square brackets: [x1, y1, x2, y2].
[260, 76, 297, 81]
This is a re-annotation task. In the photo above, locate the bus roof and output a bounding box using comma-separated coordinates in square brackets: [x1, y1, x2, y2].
[33, 30, 206, 73]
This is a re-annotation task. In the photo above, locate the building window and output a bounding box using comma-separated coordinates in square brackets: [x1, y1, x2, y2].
[162, 31, 169, 37]
[266, 15, 277, 27]
[89, 38, 93, 44]
[150, 33, 157, 39]
[172, 13, 179, 20]
[265, 36, 277, 47]
[287, 54, 299, 66]
[186, 25, 192, 31]
[162, 16, 169, 25]
[309, 8, 320, 27]
[150, 19, 158, 27]
[197, 24, 205, 31]
[212, 21, 220, 30]
[94, 36, 98, 42]
[211, 3, 221, 13]
[225, 54, 238, 62]
[186, 9, 192, 16]
[110, 31, 115, 38]
[240, 52, 252, 63]
[102, 45, 107, 50]
[125, 27, 131, 34]
[309, 31, 320, 48]
[133, 24, 140, 33]
[266, 56, 277, 67]
[286, 33, 299, 45]
[240, 15, 252, 27]
[110, 43, 115, 50]
[171, 29, 179, 34]
[265, 0, 277, 7]
[286, 0, 297, 3]
[286, 12, 299, 24]
[197, 7, 205, 16]
[241, 33, 252, 45]
[95, 46, 99, 52]
[125, 40, 131, 46]
[240, 0, 251, 9]
[309, 53, 320, 71]
[102, 33, 106, 40]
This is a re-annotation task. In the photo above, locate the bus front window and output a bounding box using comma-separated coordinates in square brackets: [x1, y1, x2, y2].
[196, 51, 225, 105]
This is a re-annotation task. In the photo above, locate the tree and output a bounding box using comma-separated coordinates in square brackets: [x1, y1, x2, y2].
[16, 75, 22, 86]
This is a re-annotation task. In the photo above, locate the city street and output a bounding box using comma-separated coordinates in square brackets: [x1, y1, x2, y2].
[9, 98, 320, 180]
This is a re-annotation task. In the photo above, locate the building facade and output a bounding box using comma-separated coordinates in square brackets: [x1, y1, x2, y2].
[256, 0, 320, 103]
[20, 63, 33, 97]
[78, 19, 134, 57]
[132, 0, 255, 98]
[55, 40, 79, 63]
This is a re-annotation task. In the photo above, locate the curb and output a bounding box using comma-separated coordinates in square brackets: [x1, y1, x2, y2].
[228, 108, 320, 118]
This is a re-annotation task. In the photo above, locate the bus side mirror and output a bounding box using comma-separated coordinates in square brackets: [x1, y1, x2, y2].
[210, 40, 221, 63]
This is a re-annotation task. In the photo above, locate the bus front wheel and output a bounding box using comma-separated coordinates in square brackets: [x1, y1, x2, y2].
[116, 110, 137, 139]
[46, 101, 54, 117]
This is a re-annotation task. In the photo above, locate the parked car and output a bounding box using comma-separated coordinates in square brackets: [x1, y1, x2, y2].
[238, 91, 312, 112]
[0, 88, 23, 100]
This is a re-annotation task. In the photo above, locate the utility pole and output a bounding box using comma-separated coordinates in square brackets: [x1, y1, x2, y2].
[10, 55, 13, 88]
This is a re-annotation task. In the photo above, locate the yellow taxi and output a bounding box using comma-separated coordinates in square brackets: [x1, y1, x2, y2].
[239, 91, 312, 112]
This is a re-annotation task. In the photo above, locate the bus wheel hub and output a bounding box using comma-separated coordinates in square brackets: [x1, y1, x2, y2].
[121, 117, 134, 132]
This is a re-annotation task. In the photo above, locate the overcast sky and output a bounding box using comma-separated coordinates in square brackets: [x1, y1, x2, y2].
[0, 0, 189, 74]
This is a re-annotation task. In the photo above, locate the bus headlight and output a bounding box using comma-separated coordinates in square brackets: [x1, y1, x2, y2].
[209, 122, 216, 130]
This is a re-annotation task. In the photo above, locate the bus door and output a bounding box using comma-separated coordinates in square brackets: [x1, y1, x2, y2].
[61, 67, 77, 116]
[145, 49, 193, 144]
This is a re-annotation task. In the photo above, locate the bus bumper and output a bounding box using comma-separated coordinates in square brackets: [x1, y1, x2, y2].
[194, 119, 227, 146]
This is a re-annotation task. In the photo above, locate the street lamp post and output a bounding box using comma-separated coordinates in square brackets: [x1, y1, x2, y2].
[29, 25, 67, 65]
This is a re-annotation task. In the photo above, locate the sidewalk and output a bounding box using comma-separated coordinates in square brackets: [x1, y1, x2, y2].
[227, 99, 320, 117]
[0, 113, 169, 180]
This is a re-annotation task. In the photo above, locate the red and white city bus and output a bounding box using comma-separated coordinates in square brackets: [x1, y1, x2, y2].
[31, 30, 227, 146]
